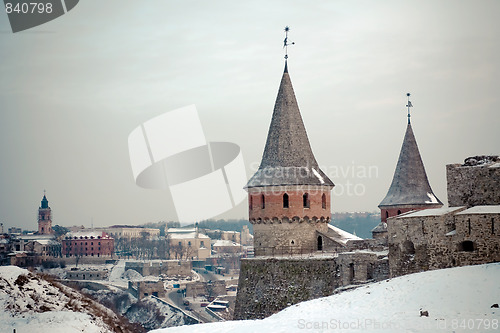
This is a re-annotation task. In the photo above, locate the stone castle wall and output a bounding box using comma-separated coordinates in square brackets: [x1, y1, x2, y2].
[446, 158, 500, 207]
[252, 221, 328, 256]
[234, 254, 388, 320]
[388, 208, 500, 277]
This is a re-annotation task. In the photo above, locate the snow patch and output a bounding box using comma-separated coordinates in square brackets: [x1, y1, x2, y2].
[311, 168, 324, 184]
[425, 192, 439, 204]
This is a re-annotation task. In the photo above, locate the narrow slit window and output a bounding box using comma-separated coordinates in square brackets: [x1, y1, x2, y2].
[283, 193, 289, 208]
[303, 193, 310, 208]
[261, 194, 265, 209]
[322, 194, 326, 209]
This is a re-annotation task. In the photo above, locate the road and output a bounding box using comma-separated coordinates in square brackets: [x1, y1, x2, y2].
[166, 287, 218, 323]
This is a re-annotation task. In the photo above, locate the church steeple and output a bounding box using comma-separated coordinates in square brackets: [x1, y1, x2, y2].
[38, 192, 53, 235]
[41, 194, 49, 209]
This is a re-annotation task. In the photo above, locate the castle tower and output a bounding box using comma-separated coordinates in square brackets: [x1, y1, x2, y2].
[245, 60, 334, 256]
[38, 193, 53, 235]
[373, 97, 442, 238]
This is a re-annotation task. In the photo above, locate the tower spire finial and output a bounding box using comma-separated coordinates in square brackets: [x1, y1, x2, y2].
[406, 93, 413, 124]
[283, 26, 295, 70]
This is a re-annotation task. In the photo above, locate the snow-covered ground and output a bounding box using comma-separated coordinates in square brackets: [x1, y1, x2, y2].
[151, 263, 500, 333]
[0, 266, 114, 333]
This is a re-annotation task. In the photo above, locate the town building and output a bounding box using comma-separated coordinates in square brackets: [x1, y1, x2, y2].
[96, 225, 160, 240]
[168, 227, 211, 260]
[62, 231, 114, 258]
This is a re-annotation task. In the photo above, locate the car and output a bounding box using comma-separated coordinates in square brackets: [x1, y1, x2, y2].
[200, 303, 208, 307]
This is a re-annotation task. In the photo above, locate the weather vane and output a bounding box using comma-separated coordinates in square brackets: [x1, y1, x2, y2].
[406, 93, 413, 124]
[283, 26, 295, 59]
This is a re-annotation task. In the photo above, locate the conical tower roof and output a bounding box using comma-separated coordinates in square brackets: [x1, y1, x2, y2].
[246, 62, 333, 188]
[379, 122, 442, 207]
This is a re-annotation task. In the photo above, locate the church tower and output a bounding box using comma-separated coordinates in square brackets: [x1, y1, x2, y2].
[246, 56, 334, 256]
[38, 193, 53, 235]
[373, 95, 442, 238]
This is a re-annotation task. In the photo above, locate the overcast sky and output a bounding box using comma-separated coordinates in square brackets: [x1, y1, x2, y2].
[1, 0, 499, 230]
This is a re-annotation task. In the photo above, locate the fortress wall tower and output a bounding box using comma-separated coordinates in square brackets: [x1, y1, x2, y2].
[245, 61, 334, 256]
[373, 99, 443, 239]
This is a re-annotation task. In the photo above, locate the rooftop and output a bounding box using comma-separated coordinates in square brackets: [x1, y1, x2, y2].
[456, 205, 500, 215]
[246, 62, 333, 188]
[379, 123, 443, 208]
[395, 206, 466, 218]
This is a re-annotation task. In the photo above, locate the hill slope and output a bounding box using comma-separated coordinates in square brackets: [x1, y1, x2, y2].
[0, 266, 141, 333]
[152, 263, 500, 333]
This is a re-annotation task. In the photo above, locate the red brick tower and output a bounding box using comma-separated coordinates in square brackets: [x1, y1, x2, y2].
[246, 60, 334, 256]
[38, 193, 53, 235]
[373, 95, 442, 239]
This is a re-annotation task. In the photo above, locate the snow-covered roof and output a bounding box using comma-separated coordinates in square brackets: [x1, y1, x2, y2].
[397, 206, 466, 218]
[64, 231, 112, 239]
[168, 228, 196, 233]
[326, 224, 362, 245]
[17, 235, 56, 241]
[213, 240, 241, 247]
[456, 205, 500, 215]
[169, 231, 209, 240]
[33, 239, 59, 245]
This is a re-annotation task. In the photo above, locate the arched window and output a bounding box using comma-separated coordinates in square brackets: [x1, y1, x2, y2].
[385, 211, 389, 219]
[397, 210, 402, 215]
[261, 194, 265, 209]
[283, 193, 289, 208]
[322, 194, 326, 209]
[303, 193, 310, 208]
[317, 236, 323, 251]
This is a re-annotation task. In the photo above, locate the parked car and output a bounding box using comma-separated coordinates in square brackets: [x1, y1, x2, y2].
[200, 303, 208, 307]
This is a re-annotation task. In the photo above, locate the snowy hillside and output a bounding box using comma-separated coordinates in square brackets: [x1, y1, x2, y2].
[152, 263, 500, 333]
[0, 266, 141, 333]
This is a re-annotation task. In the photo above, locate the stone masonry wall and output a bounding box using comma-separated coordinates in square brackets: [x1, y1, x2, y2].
[125, 260, 192, 277]
[388, 209, 500, 277]
[234, 254, 388, 320]
[252, 221, 328, 256]
[446, 161, 500, 207]
[234, 257, 339, 320]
